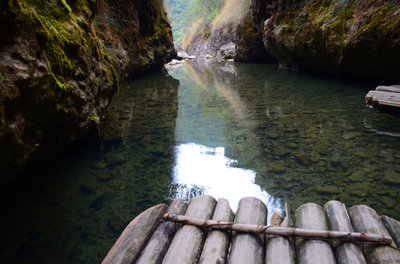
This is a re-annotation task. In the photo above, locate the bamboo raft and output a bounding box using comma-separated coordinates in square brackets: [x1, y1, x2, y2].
[366, 85, 400, 116]
[103, 195, 400, 264]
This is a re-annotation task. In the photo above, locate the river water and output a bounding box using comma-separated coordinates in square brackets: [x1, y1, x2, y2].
[1, 61, 399, 263]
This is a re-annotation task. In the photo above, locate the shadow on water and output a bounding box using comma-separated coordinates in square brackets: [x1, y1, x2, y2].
[0, 71, 180, 263]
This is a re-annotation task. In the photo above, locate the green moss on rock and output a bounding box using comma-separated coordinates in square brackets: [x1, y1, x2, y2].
[264, 0, 400, 80]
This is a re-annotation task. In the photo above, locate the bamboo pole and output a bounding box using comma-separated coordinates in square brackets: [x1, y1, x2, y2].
[163, 213, 393, 245]
[381, 215, 400, 248]
[136, 199, 186, 264]
[227, 197, 267, 264]
[198, 198, 234, 264]
[349, 205, 400, 263]
[161, 195, 217, 264]
[102, 204, 167, 264]
[324, 201, 366, 264]
[295, 203, 335, 264]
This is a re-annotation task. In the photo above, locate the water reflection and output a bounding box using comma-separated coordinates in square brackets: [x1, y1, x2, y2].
[173, 143, 280, 213]
[169, 60, 400, 220]
[170, 61, 281, 216]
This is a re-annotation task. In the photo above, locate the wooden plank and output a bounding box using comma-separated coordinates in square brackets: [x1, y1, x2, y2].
[296, 203, 336, 264]
[161, 195, 217, 264]
[376, 86, 400, 93]
[324, 201, 366, 264]
[366, 91, 400, 99]
[365, 89, 400, 114]
[136, 199, 187, 264]
[375, 99, 400, 108]
[102, 204, 167, 264]
[349, 205, 400, 263]
[227, 197, 268, 264]
[366, 91, 400, 105]
[198, 198, 234, 264]
[381, 215, 400, 248]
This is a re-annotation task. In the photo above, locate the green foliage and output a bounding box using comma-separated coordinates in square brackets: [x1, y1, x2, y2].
[166, 0, 194, 45]
[60, 0, 71, 14]
[190, 0, 223, 23]
[166, 0, 223, 46]
[90, 116, 100, 123]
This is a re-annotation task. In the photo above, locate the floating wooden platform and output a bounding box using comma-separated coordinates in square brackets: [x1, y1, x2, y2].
[366, 85, 400, 116]
[103, 195, 400, 264]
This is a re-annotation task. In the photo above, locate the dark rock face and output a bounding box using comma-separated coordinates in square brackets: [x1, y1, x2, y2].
[234, 0, 273, 62]
[0, 0, 175, 185]
[263, 0, 400, 81]
[97, 0, 176, 78]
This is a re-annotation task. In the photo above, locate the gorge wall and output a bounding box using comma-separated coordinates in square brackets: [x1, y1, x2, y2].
[177, 0, 400, 81]
[263, 0, 400, 81]
[0, 0, 175, 186]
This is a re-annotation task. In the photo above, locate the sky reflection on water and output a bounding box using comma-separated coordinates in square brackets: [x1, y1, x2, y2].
[173, 142, 281, 214]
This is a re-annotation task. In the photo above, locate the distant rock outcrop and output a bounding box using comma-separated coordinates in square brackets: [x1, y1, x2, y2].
[184, 0, 274, 62]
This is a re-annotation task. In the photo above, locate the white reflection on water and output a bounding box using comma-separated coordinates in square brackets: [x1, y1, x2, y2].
[173, 143, 282, 215]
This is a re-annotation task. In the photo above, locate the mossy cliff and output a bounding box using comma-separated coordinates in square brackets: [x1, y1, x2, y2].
[181, 0, 399, 79]
[0, 0, 175, 185]
[263, 0, 400, 80]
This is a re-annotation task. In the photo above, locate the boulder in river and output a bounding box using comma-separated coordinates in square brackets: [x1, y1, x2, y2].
[218, 42, 236, 60]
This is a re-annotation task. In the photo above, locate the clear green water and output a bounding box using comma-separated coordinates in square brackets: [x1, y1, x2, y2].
[1, 61, 400, 263]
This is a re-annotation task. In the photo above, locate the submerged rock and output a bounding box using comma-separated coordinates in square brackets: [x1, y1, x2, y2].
[347, 171, 365, 183]
[316, 185, 339, 195]
[383, 170, 400, 185]
[346, 183, 369, 197]
[269, 161, 287, 174]
[296, 155, 313, 166]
